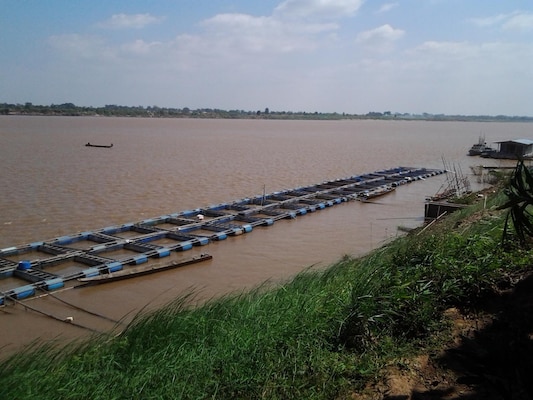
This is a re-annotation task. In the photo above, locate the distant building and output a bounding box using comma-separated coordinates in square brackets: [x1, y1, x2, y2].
[491, 139, 533, 159]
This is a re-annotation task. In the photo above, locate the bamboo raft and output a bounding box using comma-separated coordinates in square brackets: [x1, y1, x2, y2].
[0, 166, 445, 304]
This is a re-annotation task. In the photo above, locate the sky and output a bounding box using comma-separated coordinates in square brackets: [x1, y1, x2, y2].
[1, 1, 532, 116]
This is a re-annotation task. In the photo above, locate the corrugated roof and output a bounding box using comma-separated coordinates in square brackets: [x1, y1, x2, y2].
[495, 139, 533, 145]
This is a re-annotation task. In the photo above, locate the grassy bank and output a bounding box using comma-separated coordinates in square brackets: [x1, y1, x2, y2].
[0, 184, 530, 399]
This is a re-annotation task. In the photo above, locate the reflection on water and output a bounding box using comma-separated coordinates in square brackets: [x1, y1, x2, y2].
[0, 116, 527, 355]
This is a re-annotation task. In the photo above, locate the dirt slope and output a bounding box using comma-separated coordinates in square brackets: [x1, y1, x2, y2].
[352, 269, 533, 399]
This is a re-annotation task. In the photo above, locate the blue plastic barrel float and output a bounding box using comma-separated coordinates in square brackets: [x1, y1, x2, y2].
[17, 260, 32, 271]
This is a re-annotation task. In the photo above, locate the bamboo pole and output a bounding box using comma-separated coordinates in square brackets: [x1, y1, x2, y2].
[417, 211, 447, 236]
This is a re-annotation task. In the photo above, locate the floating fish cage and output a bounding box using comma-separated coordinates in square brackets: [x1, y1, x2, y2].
[0, 166, 445, 304]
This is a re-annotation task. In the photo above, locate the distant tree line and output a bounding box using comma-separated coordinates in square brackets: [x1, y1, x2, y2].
[1, 102, 532, 122]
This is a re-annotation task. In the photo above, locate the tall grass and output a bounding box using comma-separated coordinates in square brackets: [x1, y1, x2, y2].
[1, 185, 531, 399]
[0, 262, 361, 399]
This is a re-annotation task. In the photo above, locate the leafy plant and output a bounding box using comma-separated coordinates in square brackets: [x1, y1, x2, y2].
[499, 160, 533, 246]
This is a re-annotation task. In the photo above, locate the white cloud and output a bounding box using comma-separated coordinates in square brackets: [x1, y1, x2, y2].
[405, 40, 533, 88]
[120, 39, 163, 56]
[356, 24, 404, 51]
[468, 13, 511, 28]
[274, 0, 364, 19]
[503, 12, 533, 32]
[469, 11, 533, 32]
[97, 13, 164, 29]
[412, 40, 474, 58]
[48, 34, 109, 59]
[48, 3, 359, 72]
[342, 39, 533, 114]
[377, 3, 398, 14]
[200, 13, 338, 54]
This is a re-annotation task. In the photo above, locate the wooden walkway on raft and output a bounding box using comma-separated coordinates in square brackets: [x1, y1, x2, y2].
[0, 166, 445, 304]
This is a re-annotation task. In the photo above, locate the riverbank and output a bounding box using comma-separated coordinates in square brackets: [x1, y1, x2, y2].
[3, 102, 533, 122]
[1, 181, 532, 399]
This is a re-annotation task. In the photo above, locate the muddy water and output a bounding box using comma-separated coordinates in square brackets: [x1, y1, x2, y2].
[0, 116, 527, 356]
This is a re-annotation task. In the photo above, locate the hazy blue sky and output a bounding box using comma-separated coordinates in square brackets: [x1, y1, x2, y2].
[1, 1, 532, 115]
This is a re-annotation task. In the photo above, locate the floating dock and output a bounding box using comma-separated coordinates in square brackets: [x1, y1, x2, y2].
[0, 166, 445, 304]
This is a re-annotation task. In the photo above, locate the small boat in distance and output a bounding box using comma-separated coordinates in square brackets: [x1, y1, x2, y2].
[85, 142, 113, 148]
[77, 253, 212, 286]
[468, 135, 493, 156]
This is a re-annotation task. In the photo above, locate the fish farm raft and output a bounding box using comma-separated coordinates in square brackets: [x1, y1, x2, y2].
[0, 166, 445, 305]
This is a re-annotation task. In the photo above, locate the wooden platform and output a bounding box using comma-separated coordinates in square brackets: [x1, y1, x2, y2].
[0, 166, 445, 304]
[424, 201, 467, 221]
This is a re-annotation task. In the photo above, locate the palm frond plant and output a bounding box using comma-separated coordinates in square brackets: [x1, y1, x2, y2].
[499, 159, 533, 246]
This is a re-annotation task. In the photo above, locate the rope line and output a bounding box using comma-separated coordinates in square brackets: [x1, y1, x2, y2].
[8, 296, 103, 334]
[36, 287, 123, 325]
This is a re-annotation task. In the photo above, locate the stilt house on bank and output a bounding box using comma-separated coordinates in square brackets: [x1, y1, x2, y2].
[492, 139, 533, 159]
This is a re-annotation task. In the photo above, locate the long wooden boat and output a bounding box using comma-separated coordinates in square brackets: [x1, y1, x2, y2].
[85, 142, 113, 148]
[77, 253, 212, 286]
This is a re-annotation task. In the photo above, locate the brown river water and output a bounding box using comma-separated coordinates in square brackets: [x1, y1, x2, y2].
[0, 116, 529, 356]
